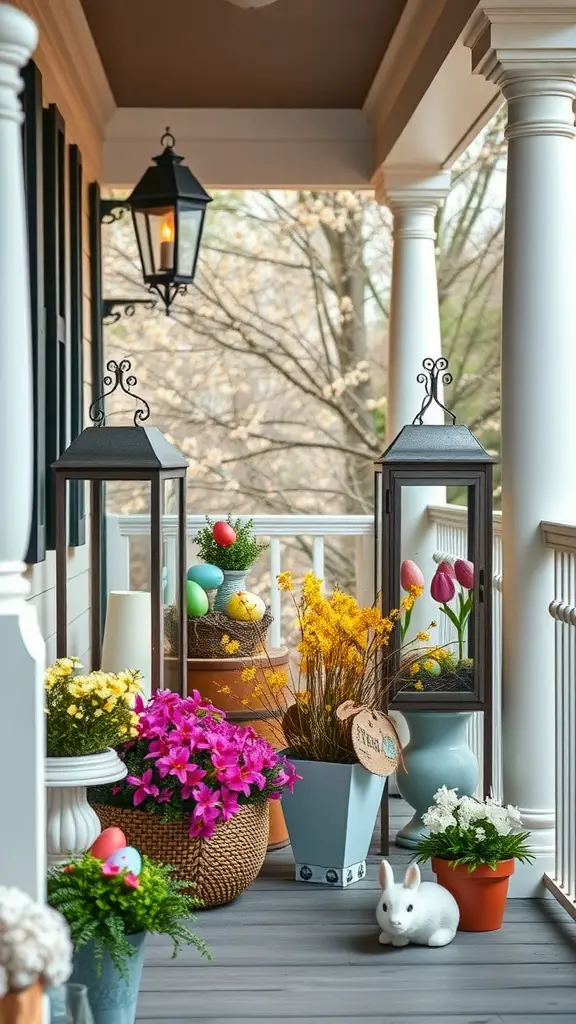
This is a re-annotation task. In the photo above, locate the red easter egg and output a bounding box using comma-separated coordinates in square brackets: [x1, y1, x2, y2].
[90, 827, 127, 861]
[212, 521, 237, 547]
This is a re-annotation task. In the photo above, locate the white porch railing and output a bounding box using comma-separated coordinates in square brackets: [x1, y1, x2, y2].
[542, 521, 576, 919]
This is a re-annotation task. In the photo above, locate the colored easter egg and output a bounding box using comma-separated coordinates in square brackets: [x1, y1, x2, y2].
[90, 827, 127, 861]
[104, 846, 142, 876]
[187, 563, 224, 591]
[186, 580, 209, 617]
[226, 590, 266, 623]
[212, 521, 237, 547]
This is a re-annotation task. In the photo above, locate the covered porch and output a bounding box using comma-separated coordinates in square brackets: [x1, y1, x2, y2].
[1, 0, 576, 1019]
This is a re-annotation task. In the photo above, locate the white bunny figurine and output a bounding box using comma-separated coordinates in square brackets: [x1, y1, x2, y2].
[376, 860, 459, 948]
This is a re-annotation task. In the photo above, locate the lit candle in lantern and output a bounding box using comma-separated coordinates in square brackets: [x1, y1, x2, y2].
[159, 213, 174, 271]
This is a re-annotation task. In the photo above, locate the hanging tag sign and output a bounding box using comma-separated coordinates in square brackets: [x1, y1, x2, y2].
[348, 708, 402, 777]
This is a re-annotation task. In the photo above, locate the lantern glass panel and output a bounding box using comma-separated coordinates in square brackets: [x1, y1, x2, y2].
[162, 478, 184, 688]
[177, 205, 203, 277]
[134, 205, 176, 278]
[395, 483, 476, 699]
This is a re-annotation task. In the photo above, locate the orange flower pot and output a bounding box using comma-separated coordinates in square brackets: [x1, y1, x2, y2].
[432, 857, 515, 932]
[0, 981, 43, 1024]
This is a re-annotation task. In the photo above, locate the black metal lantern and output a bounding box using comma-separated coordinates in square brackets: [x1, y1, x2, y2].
[127, 128, 212, 314]
[52, 360, 188, 695]
[374, 357, 496, 792]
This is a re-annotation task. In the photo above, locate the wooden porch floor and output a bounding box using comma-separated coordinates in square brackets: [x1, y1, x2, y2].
[136, 800, 576, 1022]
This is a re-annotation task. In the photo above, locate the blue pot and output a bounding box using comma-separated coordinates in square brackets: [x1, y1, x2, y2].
[395, 712, 479, 849]
[213, 569, 249, 613]
[281, 758, 385, 887]
[70, 932, 146, 1024]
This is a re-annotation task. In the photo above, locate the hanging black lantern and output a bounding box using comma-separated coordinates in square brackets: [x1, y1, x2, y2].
[127, 128, 212, 314]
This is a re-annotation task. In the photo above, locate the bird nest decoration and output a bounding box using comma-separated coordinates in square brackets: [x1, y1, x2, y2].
[164, 605, 273, 660]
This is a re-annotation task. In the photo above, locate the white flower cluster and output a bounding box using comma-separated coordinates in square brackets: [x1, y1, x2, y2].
[0, 887, 72, 997]
[422, 786, 523, 837]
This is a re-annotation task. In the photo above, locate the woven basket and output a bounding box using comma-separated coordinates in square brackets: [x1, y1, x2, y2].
[92, 801, 269, 908]
[164, 606, 273, 659]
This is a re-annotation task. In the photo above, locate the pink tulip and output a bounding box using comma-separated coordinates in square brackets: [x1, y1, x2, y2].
[454, 559, 474, 590]
[436, 561, 455, 579]
[430, 570, 456, 604]
[400, 560, 424, 592]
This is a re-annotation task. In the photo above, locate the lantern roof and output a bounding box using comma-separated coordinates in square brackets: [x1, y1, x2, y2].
[52, 425, 188, 473]
[375, 424, 496, 465]
[128, 133, 212, 209]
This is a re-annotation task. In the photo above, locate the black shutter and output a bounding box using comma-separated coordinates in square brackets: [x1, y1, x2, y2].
[22, 61, 46, 565]
[88, 182, 107, 628]
[43, 104, 67, 550]
[68, 145, 85, 546]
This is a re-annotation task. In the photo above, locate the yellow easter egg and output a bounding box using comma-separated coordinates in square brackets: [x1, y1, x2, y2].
[226, 590, 266, 622]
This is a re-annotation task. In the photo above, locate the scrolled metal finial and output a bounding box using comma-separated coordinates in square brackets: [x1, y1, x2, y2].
[88, 359, 151, 428]
[412, 356, 456, 425]
[160, 126, 176, 149]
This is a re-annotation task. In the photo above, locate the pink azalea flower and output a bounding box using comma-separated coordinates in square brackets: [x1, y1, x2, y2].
[126, 769, 159, 806]
[191, 782, 221, 820]
[219, 786, 240, 821]
[454, 558, 474, 590]
[221, 763, 266, 797]
[102, 863, 120, 877]
[111, 784, 123, 796]
[145, 736, 171, 760]
[430, 570, 456, 604]
[436, 560, 456, 578]
[188, 816, 217, 840]
[124, 873, 140, 889]
[156, 788, 172, 804]
[156, 745, 192, 784]
[400, 559, 424, 592]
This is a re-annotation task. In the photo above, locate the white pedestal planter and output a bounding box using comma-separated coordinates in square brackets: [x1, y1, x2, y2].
[45, 748, 127, 866]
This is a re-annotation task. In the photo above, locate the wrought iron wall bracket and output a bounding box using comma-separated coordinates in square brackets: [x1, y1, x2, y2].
[102, 298, 157, 326]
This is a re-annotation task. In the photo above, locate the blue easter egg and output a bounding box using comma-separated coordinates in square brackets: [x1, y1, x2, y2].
[186, 579, 209, 617]
[187, 563, 224, 591]
[104, 846, 142, 876]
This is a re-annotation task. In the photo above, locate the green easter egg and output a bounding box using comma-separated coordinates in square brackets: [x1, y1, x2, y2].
[186, 580, 209, 617]
[423, 658, 441, 676]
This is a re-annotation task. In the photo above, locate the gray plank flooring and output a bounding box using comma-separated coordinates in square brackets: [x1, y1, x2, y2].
[136, 799, 576, 1022]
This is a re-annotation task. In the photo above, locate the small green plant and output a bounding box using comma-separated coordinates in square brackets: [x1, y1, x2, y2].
[196, 515, 268, 571]
[416, 787, 534, 872]
[47, 853, 212, 977]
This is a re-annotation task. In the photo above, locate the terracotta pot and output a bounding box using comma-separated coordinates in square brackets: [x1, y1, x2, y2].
[432, 856, 515, 931]
[0, 981, 43, 1024]
[166, 648, 290, 850]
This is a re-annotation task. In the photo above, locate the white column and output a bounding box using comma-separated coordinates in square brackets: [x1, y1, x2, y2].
[377, 171, 451, 786]
[467, 11, 576, 896]
[379, 170, 451, 637]
[0, 4, 45, 900]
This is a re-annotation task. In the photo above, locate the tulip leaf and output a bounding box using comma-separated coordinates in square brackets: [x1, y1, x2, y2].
[440, 604, 461, 631]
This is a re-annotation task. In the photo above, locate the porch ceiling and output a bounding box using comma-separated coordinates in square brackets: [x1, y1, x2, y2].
[78, 0, 407, 110]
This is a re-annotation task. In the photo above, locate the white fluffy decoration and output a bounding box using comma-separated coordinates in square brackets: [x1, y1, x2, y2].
[0, 887, 72, 996]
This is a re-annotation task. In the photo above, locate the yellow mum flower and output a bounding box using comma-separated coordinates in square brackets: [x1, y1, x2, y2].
[104, 699, 116, 713]
[277, 571, 294, 592]
[118, 725, 127, 736]
[94, 709, 103, 718]
[129, 727, 138, 738]
[241, 666, 257, 683]
[67, 704, 79, 716]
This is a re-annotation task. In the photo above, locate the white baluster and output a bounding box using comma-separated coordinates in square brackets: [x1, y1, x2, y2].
[269, 537, 282, 649]
[0, 3, 45, 901]
[312, 536, 324, 583]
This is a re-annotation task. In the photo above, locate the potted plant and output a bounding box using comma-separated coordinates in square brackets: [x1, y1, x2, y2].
[45, 657, 143, 864]
[0, 885, 72, 1024]
[225, 572, 413, 887]
[90, 688, 298, 906]
[195, 515, 268, 611]
[393, 559, 480, 849]
[48, 851, 211, 1024]
[416, 787, 534, 931]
